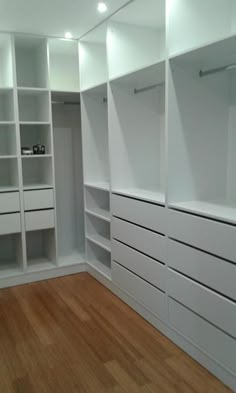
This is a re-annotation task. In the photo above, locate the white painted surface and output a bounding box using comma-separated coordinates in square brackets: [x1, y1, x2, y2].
[0, 213, 21, 235]
[24, 189, 54, 211]
[0, 192, 20, 214]
[25, 210, 55, 231]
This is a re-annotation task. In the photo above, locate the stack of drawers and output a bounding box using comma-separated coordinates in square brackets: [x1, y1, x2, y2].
[167, 209, 236, 376]
[0, 192, 21, 235]
[24, 189, 55, 231]
[111, 194, 167, 321]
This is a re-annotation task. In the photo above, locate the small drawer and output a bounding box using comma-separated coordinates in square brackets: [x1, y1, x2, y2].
[112, 239, 166, 291]
[0, 213, 21, 235]
[168, 209, 236, 262]
[168, 239, 236, 301]
[112, 217, 166, 262]
[168, 269, 236, 338]
[0, 192, 20, 214]
[112, 261, 166, 320]
[24, 189, 54, 211]
[25, 210, 55, 231]
[169, 298, 236, 375]
[112, 193, 166, 234]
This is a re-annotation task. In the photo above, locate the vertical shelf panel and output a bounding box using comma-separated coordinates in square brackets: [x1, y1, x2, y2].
[0, 34, 14, 88]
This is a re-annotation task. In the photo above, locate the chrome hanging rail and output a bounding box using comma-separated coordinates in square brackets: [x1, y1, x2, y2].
[134, 82, 164, 95]
[199, 63, 236, 78]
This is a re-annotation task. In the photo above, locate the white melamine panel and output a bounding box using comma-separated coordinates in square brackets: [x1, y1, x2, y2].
[169, 298, 236, 375]
[0, 34, 13, 88]
[109, 63, 165, 204]
[168, 209, 236, 263]
[87, 240, 111, 279]
[0, 125, 16, 156]
[26, 229, 56, 267]
[24, 189, 54, 211]
[85, 187, 110, 222]
[0, 192, 20, 214]
[18, 90, 50, 123]
[22, 156, 53, 189]
[15, 35, 48, 88]
[112, 261, 166, 320]
[168, 269, 236, 338]
[112, 217, 166, 262]
[0, 213, 21, 235]
[111, 194, 166, 233]
[168, 239, 236, 301]
[86, 214, 110, 252]
[81, 84, 109, 186]
[0, 234, 23, 273]
[48, 38, 79, 92]
[0, 158, 18, 191]
[112, 239, 166, 291]
[25, 210, 55, 231]
[0, 89, 15, 121]
[53, 102, 85, 263]
[20, 124, 52, 154]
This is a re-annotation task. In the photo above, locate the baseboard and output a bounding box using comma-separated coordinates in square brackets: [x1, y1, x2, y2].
[88, 265, 236, 392]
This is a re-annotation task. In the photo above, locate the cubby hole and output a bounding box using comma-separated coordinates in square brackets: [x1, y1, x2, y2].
[107, 0, 165, 80]
[168, 35, 236, 223]
[85, 187, 110, 222]
[86, 214, 111, 252]
[52, 94, 85, 265]
[79, 23, 107, 91]
[0, 125, 17, 156]
[20, 124, 52, 155]
[0, 34, 13, 88]
[0, 158, 18, 192]
[15, 35, 48, 88]
[49, 38, 80, 92]
[22, 156, 53, 190]
[18, 90, 50, 123]
[81, 83, 109, 190]
[109, 62, 165, 204]
[87, 240, 111, 279]
[26, 229, 56, 270]
[0, 89, 15, 122]
[0, 234, 23, 275]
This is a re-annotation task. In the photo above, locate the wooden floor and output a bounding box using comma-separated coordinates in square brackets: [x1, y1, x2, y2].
[0, 273, 232, 393]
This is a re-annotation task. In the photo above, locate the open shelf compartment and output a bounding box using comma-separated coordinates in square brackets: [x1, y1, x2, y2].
[26, 229, 56, 271]
[0, 233, 23, 276]
[0, 158, 18, 192]
[0, 34, 14, 88]
[86, 214, 111, 252]
[22, 156, 53, 189]
[87, 240, 111, 279]
[20, 124, 52, 154]
[109, 62, 166, 205]
[168, 34, 236, 224]
[18, 89, 50, 123]
[85, 186, 110, 222]
[0, 89, 15, 122]
[0, 124, 17, 156]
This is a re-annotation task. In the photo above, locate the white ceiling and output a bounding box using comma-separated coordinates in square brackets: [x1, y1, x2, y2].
[0, 0, 132, 39]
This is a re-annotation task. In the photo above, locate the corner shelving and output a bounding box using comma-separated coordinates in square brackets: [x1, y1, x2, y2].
[86, 214, 111, 252]
[87, 240, 111, 279]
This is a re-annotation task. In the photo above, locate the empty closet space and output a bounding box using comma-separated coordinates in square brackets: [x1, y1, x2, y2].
[0, 124, 17, 156]
[0, 89, 15, 122]
[26, 229, 56, 271]
[85, 186, 110, 222]
[0, 233, 23, 276]
[168, 35, 236, 223]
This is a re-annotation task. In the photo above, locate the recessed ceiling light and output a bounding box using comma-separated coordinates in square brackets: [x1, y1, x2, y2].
[97, 2, 108, 13]
[65, 31, 73, 39]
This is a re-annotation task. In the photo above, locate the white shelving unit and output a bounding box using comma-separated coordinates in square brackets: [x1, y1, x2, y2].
[18, 89, 50, 123]
[87, 240, 111, 279]
[0, 34, 14, 88]
[26, 229, 56, 270]
[109, 62, 166, 205]
[85, 187, 110, 222]
[20, 124, 52, 154]
[22, 156, 53, 190]
[0, 158, 19, 192]
[0, 124, 17, 156]
[0, 234, 23, 275]
[0, 89, 15, 122]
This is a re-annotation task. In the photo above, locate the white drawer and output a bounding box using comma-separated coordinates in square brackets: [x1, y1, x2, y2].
[168, 239, 236, 301]
[169, 298, 236, 375]
[168, 269, 236, 338]
[112, 261, 166, 320]
[25, 210, 55, 231]
[112, 217, 166, 262]
[0, 192, 20, 214]
[168, 209, 236, 262]
[112, 194, 166, 234]
[0, 213, 21, 235]
[112, 239, 166, 291]
[24, 189, 54, 211]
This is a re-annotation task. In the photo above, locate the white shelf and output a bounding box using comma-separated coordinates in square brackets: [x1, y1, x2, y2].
[20, 121, 51, 125]
[86, 234, 111, 253]
[21, 154, 52, 159]
[0, 155, 17, 159]
[17, 87, 49, 94]
[88, 260, 112, 280]
[0, 121, 15, 125]
[18, 89, 50, 123]
[85, 208, 110, 222]
[23, 184, 53, 191]
[113, 188, 165, 205]
[169, 200, 236, 225]
[0, 186, 19, 193]
[84, 182, 110, 192]
[58, 252, 85, 267]
[26, 258, 55, 273]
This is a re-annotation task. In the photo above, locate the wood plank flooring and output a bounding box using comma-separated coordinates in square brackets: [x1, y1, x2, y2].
[0, 273, 232, 393]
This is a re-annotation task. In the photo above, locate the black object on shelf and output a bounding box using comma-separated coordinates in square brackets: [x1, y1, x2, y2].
[33, 144, 46, 155]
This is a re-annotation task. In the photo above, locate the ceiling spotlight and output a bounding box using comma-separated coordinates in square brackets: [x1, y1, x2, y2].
[97, 2, 108, 13]
[65, 31, 73, 39]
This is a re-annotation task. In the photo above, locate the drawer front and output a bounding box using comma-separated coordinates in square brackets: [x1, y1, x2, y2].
[169, 298, 236, 375]
[25, 210, 55, 231]
[24, 189, 54, 211]
[0, 213, 21, 235]
[0, 192, 20, 214]
[168, 269, 236, 338]
[112, 239, 166, 291]
[112, 261, 166, 320]
[168, 239, 236, 301]
[112, 194, 166, 233]
[168, 209, 236, 262]
[112, 217, 166, 262]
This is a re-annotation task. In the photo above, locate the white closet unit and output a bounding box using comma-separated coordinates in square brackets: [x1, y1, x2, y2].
[0, 34, 14, 88]
[0, 89, 15, 122]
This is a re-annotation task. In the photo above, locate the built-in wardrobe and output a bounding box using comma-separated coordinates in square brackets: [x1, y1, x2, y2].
[0, 0, 235, 390]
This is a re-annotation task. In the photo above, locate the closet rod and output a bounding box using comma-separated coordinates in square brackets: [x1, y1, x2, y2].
[134, 82, 164, 95]
[199, 63, 236, 78]
[52, 101, 80, 105]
